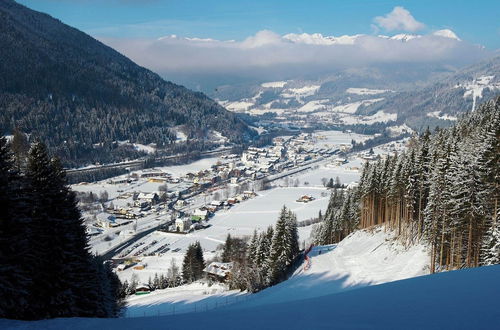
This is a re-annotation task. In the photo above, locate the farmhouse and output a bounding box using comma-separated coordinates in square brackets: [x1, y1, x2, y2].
[135, 285, 151, 295]
[137, 192, 160, 205]
[203, 262, 233, 282]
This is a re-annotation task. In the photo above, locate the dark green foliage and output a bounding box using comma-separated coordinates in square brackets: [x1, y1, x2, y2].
[0, 140, 123, 320]
[182, 242, 205, 283]
[0, 137, 31, 319]
[0, 0, 255, 167]
[221, 234, 247, 263]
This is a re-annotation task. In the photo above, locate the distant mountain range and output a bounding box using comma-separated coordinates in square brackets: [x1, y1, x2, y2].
[212, 54, 500, 133]
[0, 0, 255, 166]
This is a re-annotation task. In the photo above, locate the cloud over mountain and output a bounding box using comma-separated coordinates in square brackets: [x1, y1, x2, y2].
[101, 28, 489, 85]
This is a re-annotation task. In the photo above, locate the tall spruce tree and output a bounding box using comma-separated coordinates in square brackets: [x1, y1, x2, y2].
[182, 242, 205, 283]
[0, 138, 31, 318]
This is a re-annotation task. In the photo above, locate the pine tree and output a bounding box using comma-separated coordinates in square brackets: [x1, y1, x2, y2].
[0, 137, 31, 319]
[182, 242, 205, 283]
[481, 220, 500, 265]
[221, 234, 233, 262]
[267, 206, 293, 285]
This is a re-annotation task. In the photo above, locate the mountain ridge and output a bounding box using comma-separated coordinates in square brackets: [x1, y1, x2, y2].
[0, 0, 255, 166]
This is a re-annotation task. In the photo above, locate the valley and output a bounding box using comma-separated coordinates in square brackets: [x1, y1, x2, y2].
[1, 1, 499, 328]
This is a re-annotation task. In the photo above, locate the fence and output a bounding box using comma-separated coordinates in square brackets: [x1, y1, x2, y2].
[124, 293, 252, 318]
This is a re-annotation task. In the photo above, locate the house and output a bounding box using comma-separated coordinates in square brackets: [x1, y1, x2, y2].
[333, 157, 348, 166]
[135, 285, 151, 295]
[210, 200, 223, 207]
[192, 208, 209, 221]
[296, 195, 315, 203]
[227, 198, 238, 205]
[175, 199, 186, 209]
[96, 213, 116, 228]
[175, 217, 191, 232]
[203, 262, 233, 282]
[108, 177, 128, 185]
[140, 169, 166, 178]
[243, 191, 257, 198]
[86, 226, 103, 236]
[137, 192, 160, 205]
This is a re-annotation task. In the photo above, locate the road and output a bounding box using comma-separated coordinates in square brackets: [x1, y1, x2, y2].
[66, 147, 234, 174]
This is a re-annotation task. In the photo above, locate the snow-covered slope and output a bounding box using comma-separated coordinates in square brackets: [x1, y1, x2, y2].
[4, 264, 500, 329]
[235, 227, 429, 307]
[124, 226, 428, 317]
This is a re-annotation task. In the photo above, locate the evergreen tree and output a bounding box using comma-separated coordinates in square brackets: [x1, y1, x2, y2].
[182, 242, 205, 283]
[221, 234, 233, 262]
[0, 137, 31, 319]
[267, 206, 295, 285]
[481, 221, 500, 265]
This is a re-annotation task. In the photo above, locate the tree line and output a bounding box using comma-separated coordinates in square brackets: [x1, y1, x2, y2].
[312, 96, 500, 272]
[0, 138, 123, 320]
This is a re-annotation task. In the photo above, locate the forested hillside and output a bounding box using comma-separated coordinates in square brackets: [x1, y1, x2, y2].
[362, 55, 500, 130]
[0, 0, 255, 167]
[315, 96, 500, 271]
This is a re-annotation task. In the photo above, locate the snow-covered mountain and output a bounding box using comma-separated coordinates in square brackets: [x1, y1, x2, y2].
[282, 29, 460, 45]
[362, 55, 500, 130]
[213, 54, 500, 133]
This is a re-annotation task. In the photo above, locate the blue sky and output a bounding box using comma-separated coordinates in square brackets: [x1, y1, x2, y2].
[17, 0, 500, 49]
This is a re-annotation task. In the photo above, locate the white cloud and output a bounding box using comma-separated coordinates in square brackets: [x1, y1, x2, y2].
[374, 6, 425, 32]
[100, 29, 488, 87]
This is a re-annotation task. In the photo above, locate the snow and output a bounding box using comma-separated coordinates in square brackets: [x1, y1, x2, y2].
[281, 85, 321, 98]
[221, 100, 254, 112]
[456, 75, 500, 111]
[390, 33, 421, 42]
[427, 111, 459, 121]
[312, 130, 372, 145]
[132, 143, 156, 154]
[283, 33, 362, 45]
[125, 282, 244, 317]
[340, 110, 397, 124]
[298, 100, 328, 112]
[330, 98, 384, 114]
[346, 87, 391, 95]
[386, 124, 414, 136]
[236, 227, 429, 307]
[433, 29, 461, 41]
[261, 81, 287, 88]
[8, 236, 500, 329]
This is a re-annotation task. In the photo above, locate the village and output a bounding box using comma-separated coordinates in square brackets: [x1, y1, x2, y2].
[71, 130, 408, 289]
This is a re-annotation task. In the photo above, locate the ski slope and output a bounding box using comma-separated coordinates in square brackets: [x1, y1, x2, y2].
[234, 227, 429, 307]
[4, 264, 500, 329]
